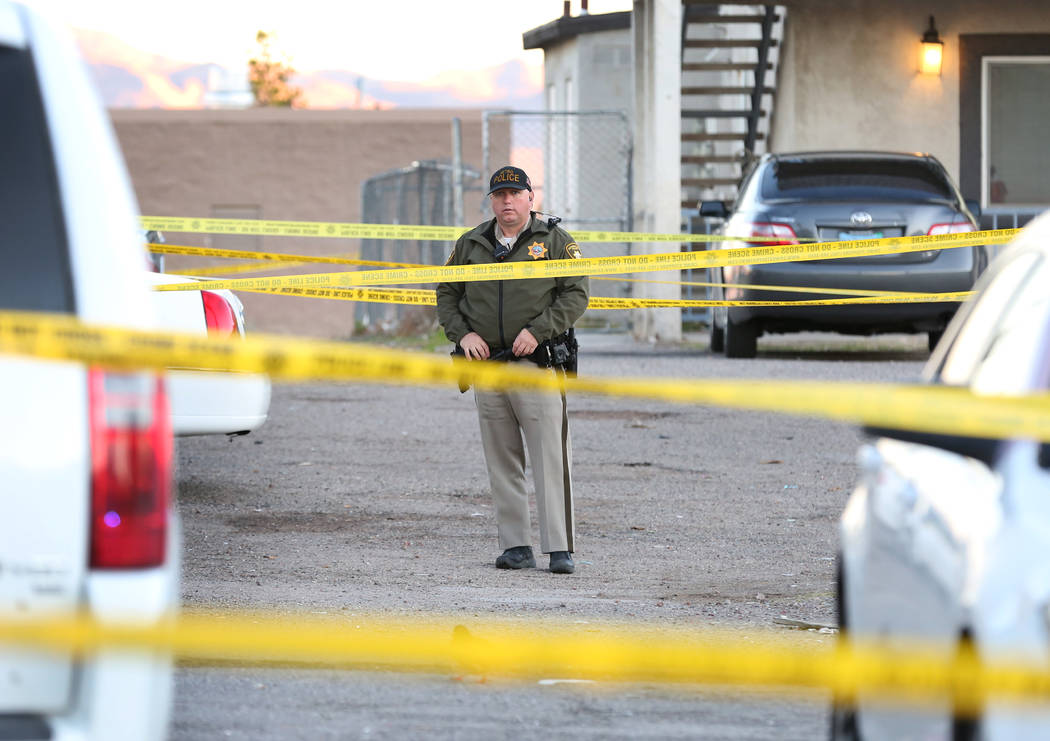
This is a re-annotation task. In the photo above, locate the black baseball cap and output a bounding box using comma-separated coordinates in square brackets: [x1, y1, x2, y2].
[487, 166, 532, 194]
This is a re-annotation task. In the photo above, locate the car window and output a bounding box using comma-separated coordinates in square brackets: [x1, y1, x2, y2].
[0, 45, 74, 313]
[761, 159, 955, 202]
[937, 252, 1044, 390]
[970, 256, 1050, 395]
[734, 160, 762, 202]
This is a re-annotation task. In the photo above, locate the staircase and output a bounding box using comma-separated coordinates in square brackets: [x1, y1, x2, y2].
[680, 2, 786, 210]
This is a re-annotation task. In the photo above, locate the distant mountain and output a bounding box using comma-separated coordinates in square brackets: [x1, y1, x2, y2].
[296, 61, 543, 109]
[74, 28, 542, 110]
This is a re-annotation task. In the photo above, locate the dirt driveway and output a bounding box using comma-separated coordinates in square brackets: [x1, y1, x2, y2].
[171, 331, 929, 740]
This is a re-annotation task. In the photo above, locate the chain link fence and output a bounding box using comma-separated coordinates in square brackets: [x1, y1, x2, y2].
[358, 113, 635, 334]
[682, 214, 719, 326]
[483, 110, 633, 329]
[357, 160, 481, 333]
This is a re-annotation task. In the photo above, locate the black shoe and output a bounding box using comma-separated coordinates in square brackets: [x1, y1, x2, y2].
[495, 546, 535, 570]
[549, 551, 575, 574]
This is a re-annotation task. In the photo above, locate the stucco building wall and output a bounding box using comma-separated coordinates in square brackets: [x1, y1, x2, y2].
[773, 0, 1050, 185]
[543, 28, 633, 112]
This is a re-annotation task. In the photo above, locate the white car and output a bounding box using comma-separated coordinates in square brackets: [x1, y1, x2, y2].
[145, 270, 270, 437]
[1, 2, 177, 739]
[835, 210, 1050, 740]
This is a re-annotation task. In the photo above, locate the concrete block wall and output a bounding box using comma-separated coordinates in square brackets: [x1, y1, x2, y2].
[112, 108, 508, 338]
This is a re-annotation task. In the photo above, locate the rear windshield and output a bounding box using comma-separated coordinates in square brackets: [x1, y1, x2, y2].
[0, 45, 75, 313]
[760, 158, 956, 203]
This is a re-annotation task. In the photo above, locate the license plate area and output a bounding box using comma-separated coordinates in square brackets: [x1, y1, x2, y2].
[838, 230, 884, 240]
[817, 226, 904, 243]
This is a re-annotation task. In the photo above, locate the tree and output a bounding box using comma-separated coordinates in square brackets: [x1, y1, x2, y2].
[248, 31, 303, 108]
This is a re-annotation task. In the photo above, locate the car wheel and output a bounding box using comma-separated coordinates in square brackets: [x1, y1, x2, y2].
[829, 702, 861, 741]
[928, 330, 943, 352]
[709, 267, 726, 353]
[724, 316, 758, 358]
[952, 713, 979, 741]
[975, 246, 989, 277]
[710, 321, 725, 353]
[830, 556, 861, 740]
[951, 633, 981, 741]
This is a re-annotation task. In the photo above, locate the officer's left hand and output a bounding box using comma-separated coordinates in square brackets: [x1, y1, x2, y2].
[512, 328, 538, 357]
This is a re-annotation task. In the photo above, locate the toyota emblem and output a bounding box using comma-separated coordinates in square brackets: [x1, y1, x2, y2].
[850, 211, 873, 226]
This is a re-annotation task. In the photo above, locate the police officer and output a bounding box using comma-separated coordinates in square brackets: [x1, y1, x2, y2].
[436, 166, 588, 574]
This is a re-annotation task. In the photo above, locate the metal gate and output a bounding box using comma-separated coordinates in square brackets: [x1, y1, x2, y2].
[483, 110, 633, 329]
[357, 159, 481, 332]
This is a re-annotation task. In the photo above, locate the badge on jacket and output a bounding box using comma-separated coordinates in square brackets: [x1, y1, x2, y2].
[566, 242, 582, 259]
[527, 242, 548, 260]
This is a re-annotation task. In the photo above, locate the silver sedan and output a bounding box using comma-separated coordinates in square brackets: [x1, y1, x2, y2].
[701, 151, 991, 358]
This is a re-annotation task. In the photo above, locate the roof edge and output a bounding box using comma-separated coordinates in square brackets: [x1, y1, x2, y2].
[522, 11, 631, 51]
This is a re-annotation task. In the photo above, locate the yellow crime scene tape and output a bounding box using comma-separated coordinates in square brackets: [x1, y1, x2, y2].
[143, 215, 470, 242]
[235, 284, 974, 309]
[150, 242, 944, 298]
[150, 230, 1013, 294]
[149, 243, 425, 269]
[139, 215, 742, 243]
[1, 310, 1047, 443]
[141, 214, 1020, 246]
[13, 215, 1017, 703]
[238, 286, 438, 306]
[3, 310, 1050, 704]
[175, 261, 314, 277]
[2, 610, 1050, 710]
[597, 274, 918, 297]
[587, 292, 975, 309]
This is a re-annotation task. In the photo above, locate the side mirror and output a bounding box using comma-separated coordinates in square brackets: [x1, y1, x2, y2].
[965, 198, 982, 220]
[699, 200, 729, 220]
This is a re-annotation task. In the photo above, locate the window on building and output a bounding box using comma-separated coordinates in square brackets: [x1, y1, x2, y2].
[592, 44, 631, 67]
[983, 57, 1050, 207]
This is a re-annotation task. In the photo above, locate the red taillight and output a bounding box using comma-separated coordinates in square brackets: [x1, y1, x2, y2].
[928, 222, 977, 235]
[202, 290, 237, 336]
[732, 221, 799, 246]
[88, 369, 172, 569]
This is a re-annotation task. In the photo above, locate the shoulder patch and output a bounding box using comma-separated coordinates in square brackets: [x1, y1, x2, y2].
[566, 242, 582, 259]
[443, 247, 456, 266]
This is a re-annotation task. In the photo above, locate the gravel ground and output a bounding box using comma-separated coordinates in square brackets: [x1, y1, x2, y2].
[171, 330, 930, 740]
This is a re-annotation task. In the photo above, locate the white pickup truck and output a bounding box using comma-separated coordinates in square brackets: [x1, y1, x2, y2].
[0, 2, 178, 739]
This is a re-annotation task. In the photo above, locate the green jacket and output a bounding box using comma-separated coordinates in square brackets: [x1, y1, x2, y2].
[436, 215, 589, 350]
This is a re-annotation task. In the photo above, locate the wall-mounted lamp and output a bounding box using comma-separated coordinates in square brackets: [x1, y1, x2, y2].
[920, 16, 944, 76]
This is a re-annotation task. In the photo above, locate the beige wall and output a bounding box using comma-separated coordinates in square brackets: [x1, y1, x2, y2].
[773, 0, 1050, 183]
[112, 108, 507, 337]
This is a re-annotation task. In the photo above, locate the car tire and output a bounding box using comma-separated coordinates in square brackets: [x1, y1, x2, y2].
[928, 330, 943, 352]
[725, 316, 758, 358]
[709, 267, 726, 353]
[950, 634, 981, 741]
[830, 557, 861, 740]
[975, 245, 989, 277]
[710, 322, 725, 353]
[829, 702, 861, 741]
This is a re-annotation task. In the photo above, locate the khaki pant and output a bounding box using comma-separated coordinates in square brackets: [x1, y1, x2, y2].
[474, 385, 574, 554]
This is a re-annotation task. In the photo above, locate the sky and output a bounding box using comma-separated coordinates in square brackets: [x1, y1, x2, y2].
[25, 0, 634, 81]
